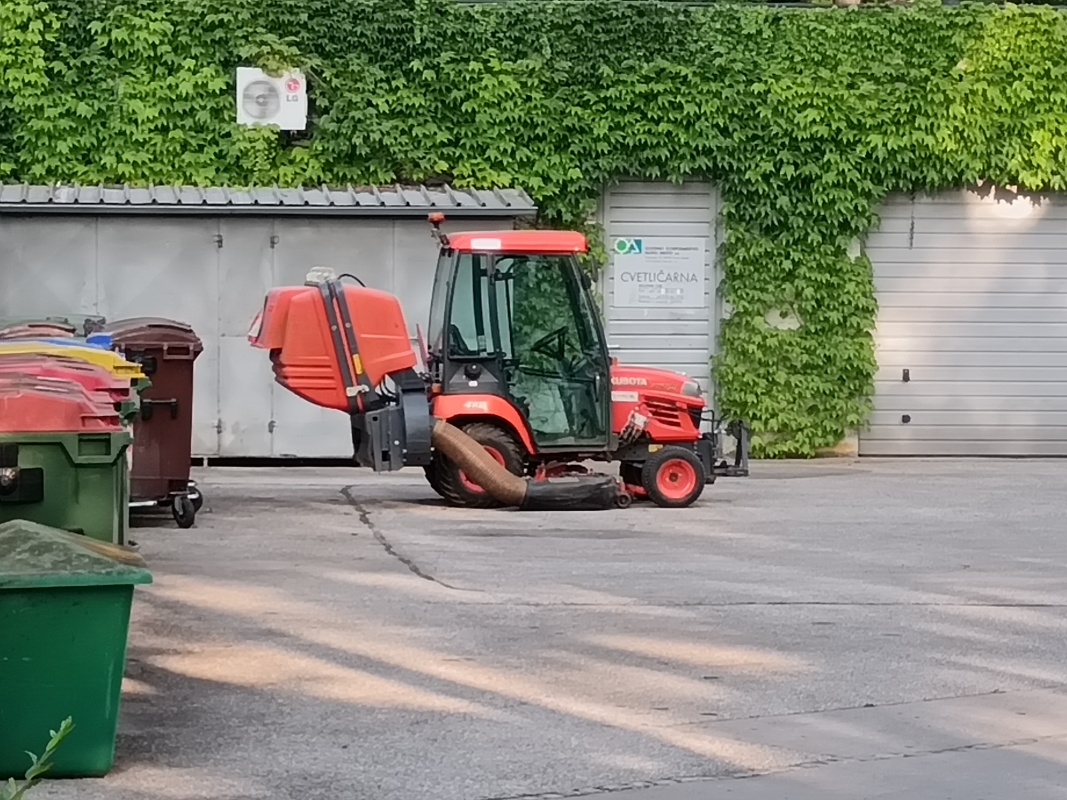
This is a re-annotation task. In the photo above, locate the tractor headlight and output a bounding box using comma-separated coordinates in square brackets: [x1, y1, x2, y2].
[681, 380, 703, 398]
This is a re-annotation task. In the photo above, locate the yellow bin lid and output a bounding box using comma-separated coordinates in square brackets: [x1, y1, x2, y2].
[0, 342, 146, 380]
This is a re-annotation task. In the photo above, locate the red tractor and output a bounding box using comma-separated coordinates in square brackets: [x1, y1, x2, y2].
[250, 216, 747, 510]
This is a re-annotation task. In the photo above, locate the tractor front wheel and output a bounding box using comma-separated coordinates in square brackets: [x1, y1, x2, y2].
[641, 447, 707, 508]
[424, 464, 447, 499]
[435, 422, 525, 508]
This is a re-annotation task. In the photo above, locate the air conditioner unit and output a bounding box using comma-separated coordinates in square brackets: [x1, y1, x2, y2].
[236, 67, 307, 131]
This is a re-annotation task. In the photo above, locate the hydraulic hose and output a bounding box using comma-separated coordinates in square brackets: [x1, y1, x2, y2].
[430, 420, 622, 511]
[431, 419, 527, 505]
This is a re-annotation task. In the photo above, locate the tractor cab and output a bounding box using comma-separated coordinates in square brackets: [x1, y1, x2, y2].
[425, 221, 612, 453]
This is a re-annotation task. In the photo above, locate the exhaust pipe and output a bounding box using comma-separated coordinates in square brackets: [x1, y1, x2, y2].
[431, 420, 629, 511]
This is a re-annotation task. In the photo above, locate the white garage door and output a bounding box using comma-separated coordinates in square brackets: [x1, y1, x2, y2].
[599, 181, 719, 395]
[863, 188, 1067, 456]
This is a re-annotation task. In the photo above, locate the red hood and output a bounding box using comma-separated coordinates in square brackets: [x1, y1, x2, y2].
[609, 364, 693, 394]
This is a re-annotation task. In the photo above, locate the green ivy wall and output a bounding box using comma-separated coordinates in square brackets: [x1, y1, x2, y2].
[2, 0, 1067, 455]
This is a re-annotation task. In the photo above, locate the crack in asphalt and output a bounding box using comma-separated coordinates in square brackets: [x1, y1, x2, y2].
[335, 490, 1066, 800]
[341, 485, 474, 592]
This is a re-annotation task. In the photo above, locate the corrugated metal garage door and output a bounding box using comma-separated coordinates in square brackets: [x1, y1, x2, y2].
[0, 214, 518, 458]
[863, 188, 1067, 456]
[599, 181, 719, 395]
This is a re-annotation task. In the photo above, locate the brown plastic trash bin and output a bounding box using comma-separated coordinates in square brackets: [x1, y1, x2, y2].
[103, 317, 203, 528]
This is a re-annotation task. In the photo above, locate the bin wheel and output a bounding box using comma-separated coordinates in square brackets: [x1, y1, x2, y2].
[188, 487, 204, 513]
[173, 495, 197, 528]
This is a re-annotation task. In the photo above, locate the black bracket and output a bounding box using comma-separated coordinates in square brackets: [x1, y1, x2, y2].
[127, 351, 157, 375]
[712, 418, 750, 478]
[141, 398, 178, 421]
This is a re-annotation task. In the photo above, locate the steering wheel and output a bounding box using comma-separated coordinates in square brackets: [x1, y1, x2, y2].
[529, 326, 568, 361]
[561, 349, 602, 382]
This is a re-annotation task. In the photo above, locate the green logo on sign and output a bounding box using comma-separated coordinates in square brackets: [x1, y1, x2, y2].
[614, 238, 644, 255]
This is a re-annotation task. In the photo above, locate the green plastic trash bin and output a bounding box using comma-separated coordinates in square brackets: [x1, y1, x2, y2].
[0, 519, 151, 778]
[0, 377, 132, 544]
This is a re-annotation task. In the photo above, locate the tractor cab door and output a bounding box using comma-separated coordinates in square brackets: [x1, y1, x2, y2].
[429, 248, 611, 451]
[493, 253, 610, 450]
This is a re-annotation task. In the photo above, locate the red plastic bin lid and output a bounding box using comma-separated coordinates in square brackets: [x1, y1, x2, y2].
[0, 376, 122, 432]
[0, 322, 76, 340]
[0, 354, 132, 403]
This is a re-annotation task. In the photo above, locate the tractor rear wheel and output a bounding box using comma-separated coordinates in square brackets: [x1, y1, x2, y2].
[641, 447, 706, 508]
[435, 422, 525, 508]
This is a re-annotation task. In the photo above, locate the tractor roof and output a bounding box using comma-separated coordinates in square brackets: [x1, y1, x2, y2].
[446, 230, 587, 255]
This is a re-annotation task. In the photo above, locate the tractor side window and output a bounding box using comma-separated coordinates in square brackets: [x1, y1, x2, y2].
[447, 254, 510, 358]
[426, 250, 452, 354]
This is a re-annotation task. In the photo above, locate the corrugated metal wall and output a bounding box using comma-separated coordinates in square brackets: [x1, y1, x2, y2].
[598, 180, 720, 397]
[863, 188, 1067, 456]
[0, 214, 516, 458]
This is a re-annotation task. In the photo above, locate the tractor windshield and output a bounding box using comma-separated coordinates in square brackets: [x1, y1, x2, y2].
[445, 253, 507, 358]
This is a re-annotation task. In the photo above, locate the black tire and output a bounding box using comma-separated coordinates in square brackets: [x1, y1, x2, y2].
[173, 494, 197, 528]
[187, 483, 204, 512]
[424, 462, 447, 499]
[435, 422, 525, 509]
[641, 447, 707, 508]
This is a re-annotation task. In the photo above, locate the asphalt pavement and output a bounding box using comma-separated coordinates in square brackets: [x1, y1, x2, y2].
[37, 458, 1067, 800]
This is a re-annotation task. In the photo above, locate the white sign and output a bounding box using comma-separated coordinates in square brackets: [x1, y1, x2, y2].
[612, 237, 706, 308]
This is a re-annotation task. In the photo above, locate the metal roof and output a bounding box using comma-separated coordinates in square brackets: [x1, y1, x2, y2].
[0, 183, 537, 217]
